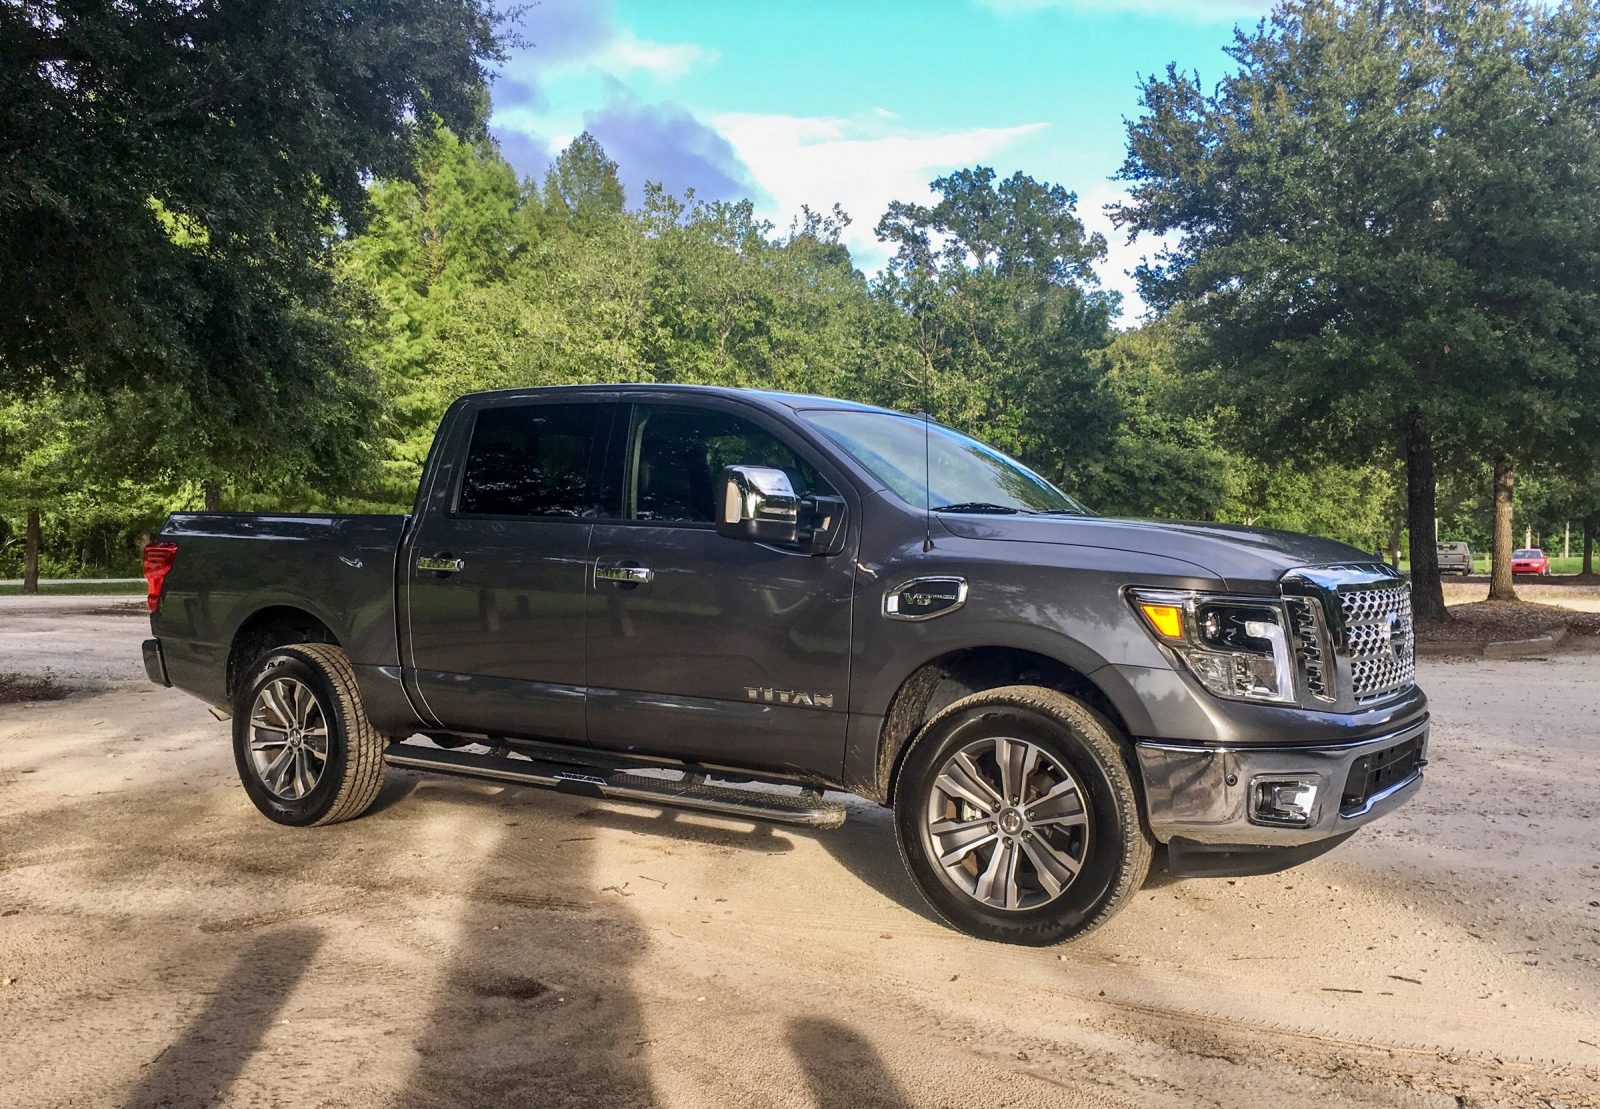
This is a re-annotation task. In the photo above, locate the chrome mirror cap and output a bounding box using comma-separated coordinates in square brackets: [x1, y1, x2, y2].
[716, 465, 800, 544]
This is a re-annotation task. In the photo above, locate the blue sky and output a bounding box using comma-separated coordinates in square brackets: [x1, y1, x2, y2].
[490, 0, 1275, 319]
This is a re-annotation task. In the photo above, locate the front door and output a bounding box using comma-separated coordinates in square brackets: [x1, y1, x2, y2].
[405, 398, 621, 741]
[585, 400, 856, 779]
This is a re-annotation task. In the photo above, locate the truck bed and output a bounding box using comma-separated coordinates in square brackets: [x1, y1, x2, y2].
[151, 513, 408, 708]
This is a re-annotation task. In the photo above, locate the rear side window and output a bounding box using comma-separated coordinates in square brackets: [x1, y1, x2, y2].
[458, 403, 616, 518]
[629, 405, 822, 524]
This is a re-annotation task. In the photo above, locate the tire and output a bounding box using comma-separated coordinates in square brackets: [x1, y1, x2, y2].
[892, 685, 1152, 945]
[232, 643, 386, 827]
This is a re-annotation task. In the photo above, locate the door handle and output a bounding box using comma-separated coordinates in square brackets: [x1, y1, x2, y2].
[595, 564, 653, 585]
[417, 556, 464, 574]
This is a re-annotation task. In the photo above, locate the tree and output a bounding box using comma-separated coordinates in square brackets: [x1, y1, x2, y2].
[874, 167, 1120, 484]
[0, 393, 72, 593]
[1224, 461, 1400, 551]
[1075, 322, 1234, 519]
[1114, 0, 1600, 622]
[543, 132, 627, 224]
[339, 122, 530, 502]
[1520, 463, 1600, 575]
[0, 0, 504, 396]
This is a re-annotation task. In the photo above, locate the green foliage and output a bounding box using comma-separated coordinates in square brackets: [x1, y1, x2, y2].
[1117, 0, 1600, 462]
[0, 392, 172, 577]
[338, 122, 529, 502]
[1, 0, 505, 395]
[1113, 0, 1600, 611]
[873, 167, 1120, 487]
[543, 132, 628, 224]
[1072, 323, 1233, 518]
[1, 0, 505, 566]
[16, 49, 1599, 581]
[1223, 463, 1399, 552]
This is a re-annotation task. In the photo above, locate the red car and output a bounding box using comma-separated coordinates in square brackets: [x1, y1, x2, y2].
[1511, 548, 1550, 576]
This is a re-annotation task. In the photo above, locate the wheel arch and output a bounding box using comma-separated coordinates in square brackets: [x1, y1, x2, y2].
[227, 605, 341, 699]
[873, 646, 1132, 805]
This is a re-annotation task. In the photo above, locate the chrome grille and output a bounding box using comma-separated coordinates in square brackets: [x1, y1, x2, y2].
[1285, 597, 1332, 701]
[1338, 586, 1415, 702]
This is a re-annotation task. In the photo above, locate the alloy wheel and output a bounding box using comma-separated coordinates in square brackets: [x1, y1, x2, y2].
[247, 677, 329, 801]
[921, 736, 1091, 912]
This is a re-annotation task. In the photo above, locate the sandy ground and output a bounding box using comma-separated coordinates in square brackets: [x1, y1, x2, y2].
[1, 601, 1598, 1109]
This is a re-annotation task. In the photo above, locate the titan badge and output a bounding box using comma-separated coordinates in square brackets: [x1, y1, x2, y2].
[745, 687, 836, 709]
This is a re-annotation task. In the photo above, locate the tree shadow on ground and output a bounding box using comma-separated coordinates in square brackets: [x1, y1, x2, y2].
[124, 926, 323, 1109]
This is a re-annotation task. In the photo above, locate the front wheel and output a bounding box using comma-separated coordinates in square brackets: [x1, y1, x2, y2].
[893, 685, 1152, 945]
[232, 643, 386, 826]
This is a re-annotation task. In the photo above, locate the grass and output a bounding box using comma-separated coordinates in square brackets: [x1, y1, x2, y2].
[0, 580, 146, 597]
[1399, 555, 1593, 576]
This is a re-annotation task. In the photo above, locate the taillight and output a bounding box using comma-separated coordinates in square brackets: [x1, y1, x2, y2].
[143, 543, 178, 613]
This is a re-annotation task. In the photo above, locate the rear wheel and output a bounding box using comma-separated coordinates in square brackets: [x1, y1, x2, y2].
[232, 643, 386, 826]
[893, 685, 1151, 945]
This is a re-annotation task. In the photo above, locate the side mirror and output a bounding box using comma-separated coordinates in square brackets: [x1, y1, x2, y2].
[717, 465, 800, 545]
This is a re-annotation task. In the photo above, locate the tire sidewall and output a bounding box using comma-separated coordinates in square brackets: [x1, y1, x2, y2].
[895, 697, 1140, 945]
[232, 649, 351, 827]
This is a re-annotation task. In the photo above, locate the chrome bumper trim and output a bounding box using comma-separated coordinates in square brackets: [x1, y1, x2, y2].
[1134, 718, 1427, 847]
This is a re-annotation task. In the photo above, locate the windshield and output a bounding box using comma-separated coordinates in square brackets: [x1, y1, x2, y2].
[803, 410, 1088, 515]
[1514, 549, 1542, 558]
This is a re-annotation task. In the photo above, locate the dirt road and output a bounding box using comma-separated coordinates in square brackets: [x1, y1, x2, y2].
[2, 602, 1597, 1108]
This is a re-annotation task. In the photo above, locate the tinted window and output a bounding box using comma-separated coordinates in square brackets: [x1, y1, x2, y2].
[630, 406, 821, 524]
[458, 403, 616, 518]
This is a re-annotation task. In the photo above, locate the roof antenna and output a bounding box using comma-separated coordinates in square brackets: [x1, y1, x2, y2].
[921, 368, 934, 553]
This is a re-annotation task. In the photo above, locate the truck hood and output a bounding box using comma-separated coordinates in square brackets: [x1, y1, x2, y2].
[937, 514, 1378, 592]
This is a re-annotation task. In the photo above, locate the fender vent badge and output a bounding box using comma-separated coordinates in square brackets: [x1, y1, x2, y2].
[885, 577, 968, 621]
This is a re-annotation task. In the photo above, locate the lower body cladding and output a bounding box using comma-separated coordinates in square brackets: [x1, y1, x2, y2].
[1135, 718, 1427, 878]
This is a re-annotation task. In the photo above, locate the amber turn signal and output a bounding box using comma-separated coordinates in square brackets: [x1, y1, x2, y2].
[1139, 602, 1185, 639]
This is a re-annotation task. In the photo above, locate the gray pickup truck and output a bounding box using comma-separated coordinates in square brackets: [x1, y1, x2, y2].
[142, 385, 1426, 944]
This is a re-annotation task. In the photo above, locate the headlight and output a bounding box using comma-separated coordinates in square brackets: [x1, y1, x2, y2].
[1129, 589, 1297, 704]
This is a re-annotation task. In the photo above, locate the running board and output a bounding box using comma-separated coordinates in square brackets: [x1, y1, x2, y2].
[383, 743, 847, 829]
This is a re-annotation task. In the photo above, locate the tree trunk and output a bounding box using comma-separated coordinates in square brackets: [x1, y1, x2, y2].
[1489, 456, 1517, 602]
[203, 481, 221, 512]
[1584, 514, 1596, 578]
[1387, 522, 1403, 570]
[22, 506, 41, 595]
[1403, 411, 1448, 622]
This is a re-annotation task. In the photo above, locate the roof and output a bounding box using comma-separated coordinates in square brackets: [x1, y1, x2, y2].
[460, 382, 905, 417]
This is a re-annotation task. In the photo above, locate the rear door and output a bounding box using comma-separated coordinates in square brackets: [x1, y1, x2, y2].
[584, 398, 857, 779]
[404, 397, 621, 741]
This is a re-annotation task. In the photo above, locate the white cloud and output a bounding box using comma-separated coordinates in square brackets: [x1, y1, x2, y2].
[592, 31, 715, 81]
[710, 111, 1048, 272]
[979, 0, 1274, 20]
[501, 0, 711, 93]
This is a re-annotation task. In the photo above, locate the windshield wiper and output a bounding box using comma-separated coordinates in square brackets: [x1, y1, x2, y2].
[930, 502, 1024, 514]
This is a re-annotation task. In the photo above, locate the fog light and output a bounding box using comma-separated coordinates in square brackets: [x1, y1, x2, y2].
[1251, 778, 1319, 827]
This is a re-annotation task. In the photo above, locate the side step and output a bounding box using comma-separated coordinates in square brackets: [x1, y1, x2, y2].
[383, 742, 847, 829]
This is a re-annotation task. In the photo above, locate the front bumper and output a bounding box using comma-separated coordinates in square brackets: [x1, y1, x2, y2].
[1135, 716, 1427, 851]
